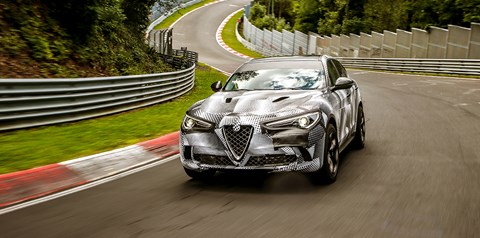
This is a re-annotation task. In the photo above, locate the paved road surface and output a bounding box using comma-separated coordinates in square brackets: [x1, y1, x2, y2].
[1, 0, 479, 237]
[172, 0, 248, 72]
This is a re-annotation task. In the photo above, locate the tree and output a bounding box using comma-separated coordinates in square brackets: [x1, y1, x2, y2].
[248, 0, 480, 36]
[294, 0, 322, 33]
[363, 0, 408, 32]
[122, 0, 156, 35]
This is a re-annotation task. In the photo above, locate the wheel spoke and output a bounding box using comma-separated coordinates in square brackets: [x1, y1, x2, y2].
[319, 124, 340, 183]
[329, 138, 337, 151]
[327, 133, 338, 174]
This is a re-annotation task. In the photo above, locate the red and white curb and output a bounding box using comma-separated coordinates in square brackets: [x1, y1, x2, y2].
[216, 8, 252, 60]
[0, 132, 180, 208]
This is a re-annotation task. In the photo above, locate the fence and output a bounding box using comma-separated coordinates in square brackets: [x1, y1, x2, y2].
[242, 15, 480, 59]
[240, 14, 480, 76]
[149, 28, 173, 55]
[0, 29, 197, 132]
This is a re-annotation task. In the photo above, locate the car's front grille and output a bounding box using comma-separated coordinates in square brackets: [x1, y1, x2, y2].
[245, 155, 298, 167]
[223, 125, 253, 160]
[194, 154, 234, 166]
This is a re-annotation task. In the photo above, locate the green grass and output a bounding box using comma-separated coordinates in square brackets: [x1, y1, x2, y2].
[0, 65, 227, 174]
[154, 0, 217, 30]
[221, 10, 264, 59]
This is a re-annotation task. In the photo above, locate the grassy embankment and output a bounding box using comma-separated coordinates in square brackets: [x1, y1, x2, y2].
[221, 10, 263, 58]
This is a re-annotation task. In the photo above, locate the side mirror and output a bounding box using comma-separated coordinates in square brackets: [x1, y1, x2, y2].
[333, 77, 354, 91]
[210, 81, 222, 92]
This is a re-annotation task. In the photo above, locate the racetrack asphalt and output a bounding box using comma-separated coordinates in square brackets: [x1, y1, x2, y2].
[1, 0, 480, 237]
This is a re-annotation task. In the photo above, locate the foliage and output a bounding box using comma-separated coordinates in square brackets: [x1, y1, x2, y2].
[249, 3, 291, 31]
[248, 0, 480, 36]
[122, 0, 156, 35]
[0, 0, 170, 78]
[294, 0, 323, 33]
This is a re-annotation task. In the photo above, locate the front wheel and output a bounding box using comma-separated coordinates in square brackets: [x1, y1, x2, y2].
[184, 167, 215, 180]
[352, 106, 365, 149]
[313, 124, 339, 184]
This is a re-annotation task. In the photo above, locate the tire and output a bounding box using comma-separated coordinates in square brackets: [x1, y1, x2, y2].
[352, 106, 365, 149]
[184, 167, 215, 180]
[313, 124, 339, 184]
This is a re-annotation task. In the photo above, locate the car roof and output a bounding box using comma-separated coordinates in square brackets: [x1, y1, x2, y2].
[236, 56, 329, 72]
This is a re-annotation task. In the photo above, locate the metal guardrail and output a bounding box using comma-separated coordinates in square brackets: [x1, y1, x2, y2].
[0, 56, 196, 131]
[338, 58, 480, 76]
[172, 48, 199, 64]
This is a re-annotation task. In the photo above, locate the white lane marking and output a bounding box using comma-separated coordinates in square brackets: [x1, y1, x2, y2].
[229, 4, 239, 7]
[59, 145, 138, 165]
[205, 63, 232, 76]
[0, 155, 179, 216]
[454, 103, 469, 106]
[393, 83, 408, 86]
[62, 145, 160, 181]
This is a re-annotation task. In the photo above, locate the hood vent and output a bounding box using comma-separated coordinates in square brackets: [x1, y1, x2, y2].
[272, 96, 289, 102]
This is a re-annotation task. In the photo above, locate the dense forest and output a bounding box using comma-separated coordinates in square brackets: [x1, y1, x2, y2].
[0, 0, 171, 78]
[248, 0, 480, 35]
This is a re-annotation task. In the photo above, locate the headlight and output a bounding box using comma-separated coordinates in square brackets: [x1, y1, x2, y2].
[264, 112, 320, 129]
[182, 115, 213, 130]
[298, 117, 310, 128]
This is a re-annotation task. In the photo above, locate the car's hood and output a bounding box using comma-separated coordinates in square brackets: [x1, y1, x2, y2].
[193, 90, 327, 116]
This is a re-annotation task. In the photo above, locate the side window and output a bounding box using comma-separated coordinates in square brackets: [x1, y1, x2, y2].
[333, 60, 347, 77]
[327, 60, 340, 86]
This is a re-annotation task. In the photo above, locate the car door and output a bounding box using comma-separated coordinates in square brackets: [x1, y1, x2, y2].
[326, 59, 353, 144]
[333, 59, 356, 138]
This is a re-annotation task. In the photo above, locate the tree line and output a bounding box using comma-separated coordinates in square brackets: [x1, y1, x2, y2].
[0, 0, 177, 78]
[248, 0, 480, 35]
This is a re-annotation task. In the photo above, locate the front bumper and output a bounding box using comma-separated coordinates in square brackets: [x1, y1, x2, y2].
[180, 124, 325, 173]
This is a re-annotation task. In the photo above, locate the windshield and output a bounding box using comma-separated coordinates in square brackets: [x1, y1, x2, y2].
[224, 69, 326, 91]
